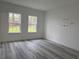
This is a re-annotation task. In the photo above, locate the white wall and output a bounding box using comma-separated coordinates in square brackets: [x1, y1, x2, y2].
[0, 1, 45, 42]
[0, 12, 2, 41]
[45, 4, 79, 51]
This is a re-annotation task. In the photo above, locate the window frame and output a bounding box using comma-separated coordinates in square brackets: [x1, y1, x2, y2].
[28, 15, 37, 33]
[8, 12, 21, 33]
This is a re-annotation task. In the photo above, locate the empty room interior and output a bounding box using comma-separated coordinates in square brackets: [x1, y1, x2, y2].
[0, 0, 79, 59]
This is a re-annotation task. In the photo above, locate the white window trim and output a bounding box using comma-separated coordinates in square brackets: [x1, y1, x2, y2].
[8, 12, 21, 33]
[28, 15, 37, 33]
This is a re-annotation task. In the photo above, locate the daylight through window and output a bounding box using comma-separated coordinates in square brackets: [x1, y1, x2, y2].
[8, 12, 21, 33]
[28, 16, 37, 32]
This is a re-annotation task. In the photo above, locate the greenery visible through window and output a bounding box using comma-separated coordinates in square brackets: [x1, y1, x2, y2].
[28, 16, 37, 32]
[8, 12, 21, 33]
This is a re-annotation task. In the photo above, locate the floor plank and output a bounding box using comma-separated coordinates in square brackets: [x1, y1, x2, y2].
[0, 39, 79, 59]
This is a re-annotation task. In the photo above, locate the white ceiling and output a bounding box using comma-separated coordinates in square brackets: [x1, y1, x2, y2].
[1, 0, 79, 11]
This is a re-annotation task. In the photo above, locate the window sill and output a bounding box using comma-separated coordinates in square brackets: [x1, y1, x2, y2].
[8, 32, 21, 34]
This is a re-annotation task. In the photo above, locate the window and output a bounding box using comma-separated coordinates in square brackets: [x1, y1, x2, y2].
[28, 16, 37, 32]
[8, 12, 21, 33]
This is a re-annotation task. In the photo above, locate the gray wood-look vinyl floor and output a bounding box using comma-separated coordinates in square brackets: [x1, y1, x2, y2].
[0, 39, 79, 59]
